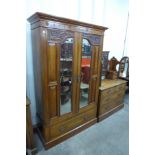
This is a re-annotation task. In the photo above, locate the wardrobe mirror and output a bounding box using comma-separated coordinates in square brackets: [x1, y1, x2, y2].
[79, 39, 92, 108]
[60, 38, 73, 115]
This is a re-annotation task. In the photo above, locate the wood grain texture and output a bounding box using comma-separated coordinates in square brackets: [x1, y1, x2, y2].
[76, 32, 82, 112]
[98, 79, 126, 122]
[98, 104, 124, 122]
[31, 28, 44, 122]
[47, 43, 58, 117]
[99, 79, 126, 90]
[28, 12, 107, 149]
[37, 118, 97, 150]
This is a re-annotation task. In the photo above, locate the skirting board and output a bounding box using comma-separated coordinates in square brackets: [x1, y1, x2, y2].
[37, 118, 97, 150]
[98, 104, 124, 122]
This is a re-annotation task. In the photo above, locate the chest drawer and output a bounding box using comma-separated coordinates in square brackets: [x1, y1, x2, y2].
[100, 103, 114, 114]
[98, 80, 126, 121]
[99, 83, 126, 114]
[100, 85, 125, 103]
[50, 108, 96, 139]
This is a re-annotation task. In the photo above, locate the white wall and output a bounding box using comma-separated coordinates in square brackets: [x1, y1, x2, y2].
[26, 0, 128, 124]
[103, 0, 129, 59]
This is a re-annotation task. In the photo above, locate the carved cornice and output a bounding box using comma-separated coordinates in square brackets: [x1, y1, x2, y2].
[27, 12, 108, 31]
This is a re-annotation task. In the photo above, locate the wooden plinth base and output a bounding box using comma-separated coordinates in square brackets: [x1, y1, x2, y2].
[98, 104, 124, 122]
[37, 118, 97, 150]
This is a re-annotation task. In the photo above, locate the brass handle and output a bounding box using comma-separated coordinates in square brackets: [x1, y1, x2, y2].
[48, 81, 57, 90]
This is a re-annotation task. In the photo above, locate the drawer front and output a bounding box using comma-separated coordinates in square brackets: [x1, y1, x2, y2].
[50, 108, 96, 139]
[100, 100, 121, 114]
[100, 97, 124, 114]
[100, 103, 114, 114]
[102, 88, 115, 94]
[100, 95, 110, 105]
[100, 84, 126, 105]
[99, 83, 126, 115]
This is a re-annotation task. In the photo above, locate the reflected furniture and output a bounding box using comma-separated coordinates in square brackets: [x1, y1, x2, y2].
[28, 12, 107, 149]
[101, 51, 110, 79]
[98, 79, 126, 122]
[118, 56, 129, 86]
[106, 57, 120, 79]
[26, 97, 37, 155]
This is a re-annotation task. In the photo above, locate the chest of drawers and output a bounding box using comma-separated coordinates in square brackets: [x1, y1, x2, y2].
[98, 79, 126, 121]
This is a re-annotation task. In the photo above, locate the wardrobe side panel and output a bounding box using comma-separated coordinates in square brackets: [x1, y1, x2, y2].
[31, 27, 49, 124]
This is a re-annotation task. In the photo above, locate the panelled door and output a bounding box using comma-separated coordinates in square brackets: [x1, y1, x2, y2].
[47, 29, 79, 119]
[47, 29, 102, 119]
[76, 33, 102, 112]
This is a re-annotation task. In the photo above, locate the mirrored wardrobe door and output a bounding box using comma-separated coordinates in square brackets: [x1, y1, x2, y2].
[79, 39, 92, 108]
[60, 38, 74, 115]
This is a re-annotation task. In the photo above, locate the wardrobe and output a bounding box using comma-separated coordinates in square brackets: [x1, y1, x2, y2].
[28, 12, 108, 149]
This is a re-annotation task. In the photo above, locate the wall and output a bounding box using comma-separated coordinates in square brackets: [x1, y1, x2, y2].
[26, 0, 128, 124]
[103, 0, 129, 59]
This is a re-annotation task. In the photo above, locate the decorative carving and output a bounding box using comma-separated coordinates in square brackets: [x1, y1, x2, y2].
[48, 29, 74, 43]
[106, 57, 120, 80]
[83, 33, 101, 45]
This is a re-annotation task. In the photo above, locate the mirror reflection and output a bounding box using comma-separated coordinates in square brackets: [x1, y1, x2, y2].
[79, 39, 92, 108]
[60, 38, 73, 115]
[101, 51, 110, 80]
[119, 57, 129, 78]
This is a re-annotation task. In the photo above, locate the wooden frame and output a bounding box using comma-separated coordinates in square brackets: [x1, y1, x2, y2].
[28, 12, 108, 149]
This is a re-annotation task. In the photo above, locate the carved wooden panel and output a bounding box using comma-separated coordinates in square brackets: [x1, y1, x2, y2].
[83, 33, 101, 45]
[47, 29, 74, 43]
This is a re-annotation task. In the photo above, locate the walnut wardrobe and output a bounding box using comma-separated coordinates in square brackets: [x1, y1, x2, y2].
[28, 12, 108, 149]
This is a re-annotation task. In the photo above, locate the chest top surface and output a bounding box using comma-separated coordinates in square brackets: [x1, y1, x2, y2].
[99, 79, 127, 91]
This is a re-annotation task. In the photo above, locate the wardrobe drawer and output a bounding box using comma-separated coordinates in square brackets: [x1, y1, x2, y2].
[50, 109, 96, 138]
